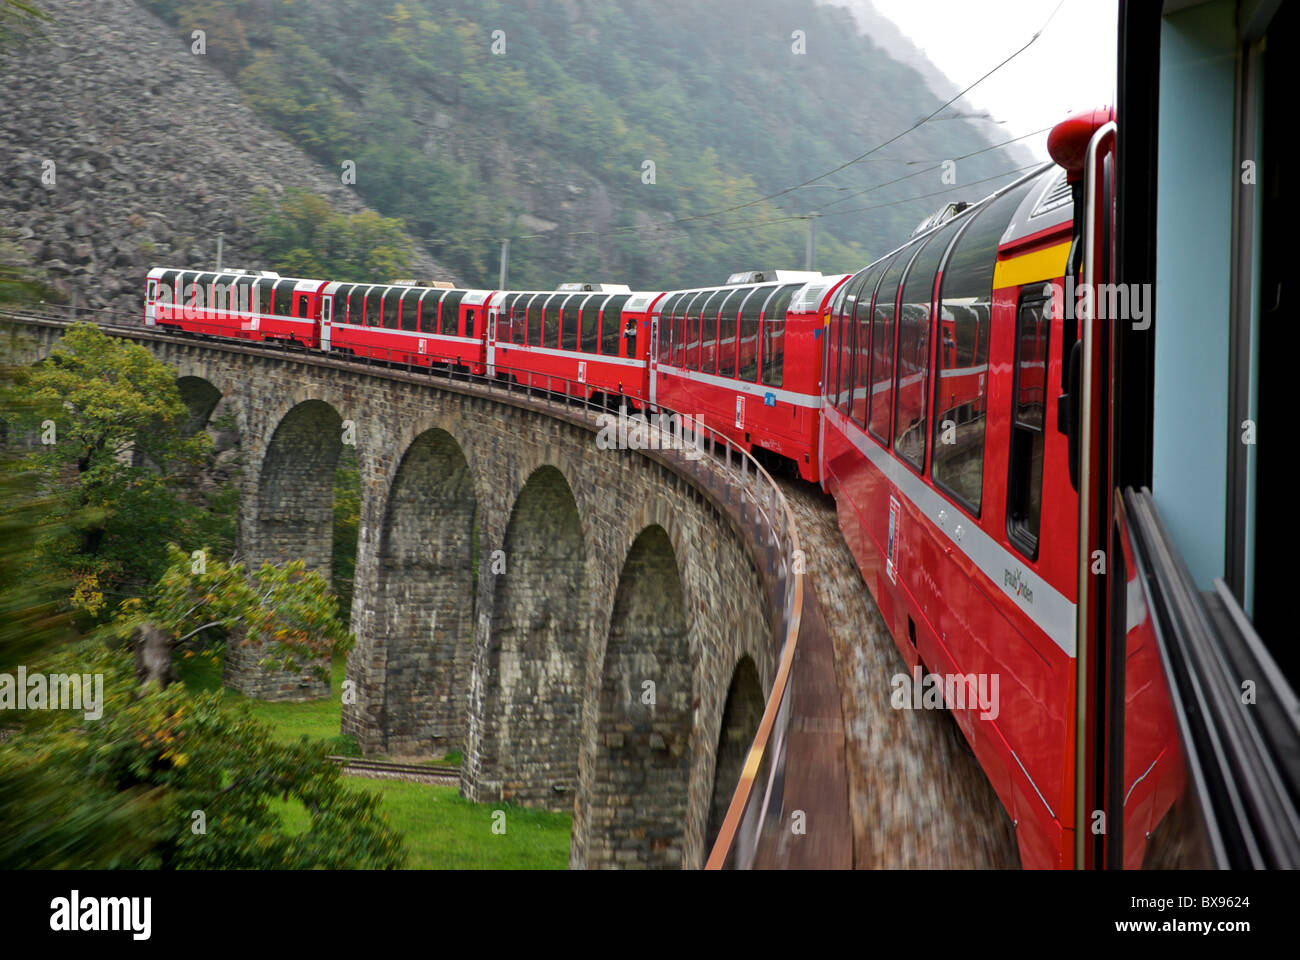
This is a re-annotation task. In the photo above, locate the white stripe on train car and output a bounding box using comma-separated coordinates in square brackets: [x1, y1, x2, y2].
[824, 403, 1076, 657]
[658, 362, 823, 409]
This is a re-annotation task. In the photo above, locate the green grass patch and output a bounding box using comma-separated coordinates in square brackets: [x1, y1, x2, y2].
[273, 779, 571, 869]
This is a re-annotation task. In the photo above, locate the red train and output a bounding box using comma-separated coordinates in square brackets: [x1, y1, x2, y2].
[142, 109, 1183, 869]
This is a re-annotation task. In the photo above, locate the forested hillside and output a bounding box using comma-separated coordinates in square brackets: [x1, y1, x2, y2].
[138, 0, 1038, 290]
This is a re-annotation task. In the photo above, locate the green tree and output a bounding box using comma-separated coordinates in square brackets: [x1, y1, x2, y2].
[7, 323, 221, 618]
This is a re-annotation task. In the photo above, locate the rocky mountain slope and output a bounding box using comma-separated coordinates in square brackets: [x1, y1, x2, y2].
[0, 0, 455, 319]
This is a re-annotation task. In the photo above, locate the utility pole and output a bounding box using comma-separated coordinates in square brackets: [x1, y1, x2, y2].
[216, 231, 224, 272]
[804, 212, 821, 271]
[498, 238, 510, 290]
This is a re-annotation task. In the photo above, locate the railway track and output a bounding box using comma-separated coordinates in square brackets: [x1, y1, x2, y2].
[327, 756, 462, 786]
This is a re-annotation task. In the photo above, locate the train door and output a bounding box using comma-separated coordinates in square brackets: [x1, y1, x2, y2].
[486, 302, 498, 376]
[648, 313, 659, 408]
[320, 294, 333, 351]
[145, 278, 158, 326]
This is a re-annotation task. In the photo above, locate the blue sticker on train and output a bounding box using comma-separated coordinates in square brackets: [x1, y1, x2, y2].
[764, 392, 776, 407]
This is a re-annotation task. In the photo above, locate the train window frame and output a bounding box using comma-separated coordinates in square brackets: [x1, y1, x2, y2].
[257, 279, 275, 317]
[497, 293, 518, 341]
[272, 278, 296, 317]
[381, 288, 403, 330]
[930, 179, 1037, 519]
[714, 288, 747, 377]
[580, 294, 604, 353]
[760, 283, 801, 389]
[538, 293, 559, 348]
[401, 288, 422, 332]
[676, 291, 705, 368]
[850, 265, 888, 428]
[561, 293, 582, 352]
[653, 294, 680, 362]
[440, 290, 465, 337]
[835, 271, 869, 415]
[418, 288, 442, 334]
[737, 284, 772, 382]
[867, 244, 922, 447]
[893, 220, 964, 473]
[513, 292, 532, 345]
[1006, 291, 1051, 560]
[695, 289, 727, 374]
[601, 294, 631, 355]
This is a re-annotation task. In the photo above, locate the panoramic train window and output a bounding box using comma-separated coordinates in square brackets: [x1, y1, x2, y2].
[675, 291, 703, 367]
[602, 295, 630, 355]
[401, 289, 421, 331]
[233, 276, 255, 317]
[761, 283, 801, 388]
[273, 279, 295, 317]
[682, 292, 704, 370]
[359, 286, 379, 325]
[714, 288, 747, 378]
[331, 285, 352, 324]
[195, 273, 217, 313]
[255, 280, 274, 317]
[852, 264, 888, 426]
[1007, 292, 1050, 556]
[894, 220, 962, 470]
[580, 295, 604, 353]
[440, 290, 464, 336]
[737, 286, 770, 381]
[931, 180, 1035, 513]
[696, 290, 727, 373]
[835, 272, 867, 414]
[507, 294, 524, 344]
[654, 294, 680, 361]
[540, 293, 558, 348]
[498, 293, 519, 340]
[561, 294, 582, 352]
[382, 288, 403, 329]
[420, 290, 444, 334]
[511, 294, 530, 343]
[867, 248, 913, 443]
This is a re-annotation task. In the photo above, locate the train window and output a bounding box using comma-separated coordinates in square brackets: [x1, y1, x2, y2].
[737, 286, 770, 382]
[273, 279, 295, 317]
[695, 290, 726, 373]
[715, 288, 747, 377]
[522, 293, 541, 345]
[867, 247, 915, 444]
[835, 275, 864, 414]
[258, 280, 275, 316]
[761, 283, 801, 388]
[233, 276, 255, 318]
[497, 293, 517, 340]
[401, 289, 421, 331]
[381, 288, 402, 329]
[358, 286, 377, 325]
[580, 295, 604, 353]
[561, 294, 582, 352]
[536, 293, 557, 347]
[602, 295, 630, 355]
[440, 290, 464, 337]
[156, 269, 180, 307]
[1007, 293, 1050, 556]
[655, 294, 681, 362]
[465, 307, 478, 339]
[418, 290, 441, 333]
[717, 286, 748, 372]
[681, 290, 702, 364]
[195, 273, 217, 310]
[844, 268, 881, 420]
[894, 220, 962, 470]
[603, 291, 634, 356]
[932, 180, 1036, 514]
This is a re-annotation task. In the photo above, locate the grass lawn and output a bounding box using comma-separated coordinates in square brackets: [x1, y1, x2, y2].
[179, 647, 572, 868]
[277, 779, 571, 869]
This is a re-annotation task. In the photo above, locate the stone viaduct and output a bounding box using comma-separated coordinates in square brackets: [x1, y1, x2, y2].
[8, 318, 790, 870]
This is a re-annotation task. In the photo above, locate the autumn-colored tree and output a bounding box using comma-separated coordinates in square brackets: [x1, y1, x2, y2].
[122, 544, 353, 690]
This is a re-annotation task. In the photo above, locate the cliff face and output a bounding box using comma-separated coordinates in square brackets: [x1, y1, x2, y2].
[0, 0, 455, 319]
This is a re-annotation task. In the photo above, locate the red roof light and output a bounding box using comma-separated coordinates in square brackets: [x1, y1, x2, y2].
[1048, 107, 1116, 182]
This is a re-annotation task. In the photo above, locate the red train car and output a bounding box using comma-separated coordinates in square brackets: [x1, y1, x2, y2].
[818, 124, 1178, 868]
[319, 280, 492, 372]
[145, 267, 329, 346]
[651, 270, 847, 482]
[485, 284, 665, 404]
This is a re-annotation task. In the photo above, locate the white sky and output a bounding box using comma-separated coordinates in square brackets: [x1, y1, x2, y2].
[869, 0, 1119, 159]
